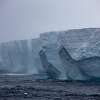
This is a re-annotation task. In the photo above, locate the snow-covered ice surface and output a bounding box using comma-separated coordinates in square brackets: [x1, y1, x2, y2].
[0, 28, 100, 80]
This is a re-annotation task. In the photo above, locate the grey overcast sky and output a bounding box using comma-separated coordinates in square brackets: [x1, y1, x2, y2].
[0, 0, 100, 42]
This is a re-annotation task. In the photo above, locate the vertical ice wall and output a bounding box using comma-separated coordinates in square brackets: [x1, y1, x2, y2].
[0, 28, 100, 80]
[40, 32, 67, 79]
[0, 39, 43, 74]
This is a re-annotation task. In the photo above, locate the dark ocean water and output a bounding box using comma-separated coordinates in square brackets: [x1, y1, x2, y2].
[0, 75, 100, 100]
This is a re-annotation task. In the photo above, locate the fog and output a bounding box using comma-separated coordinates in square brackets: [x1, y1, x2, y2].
[0, 0, 100, 42]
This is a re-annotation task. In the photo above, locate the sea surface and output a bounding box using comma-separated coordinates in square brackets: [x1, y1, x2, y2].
[0, 74, 100, 100]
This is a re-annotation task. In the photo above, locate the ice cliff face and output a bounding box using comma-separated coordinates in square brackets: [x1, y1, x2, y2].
[0, 39, 43, 74]
[0, 28, 100, 80]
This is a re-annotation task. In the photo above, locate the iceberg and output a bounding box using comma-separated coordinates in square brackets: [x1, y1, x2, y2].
[0, 28, 100, 80]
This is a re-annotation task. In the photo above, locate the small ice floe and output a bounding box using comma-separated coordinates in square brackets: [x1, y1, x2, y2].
[24, 92, 28, 95]
[2, 73, 28, 76]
